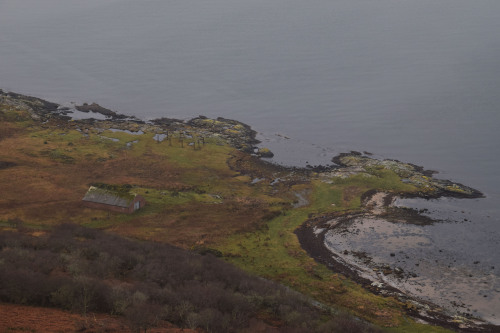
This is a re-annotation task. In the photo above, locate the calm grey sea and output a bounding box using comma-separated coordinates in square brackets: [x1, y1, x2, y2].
[1, 0, 499, 323]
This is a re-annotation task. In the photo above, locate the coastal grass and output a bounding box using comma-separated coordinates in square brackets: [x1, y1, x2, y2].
[216, 183, 401, 323]
[216, 178, 453, 332]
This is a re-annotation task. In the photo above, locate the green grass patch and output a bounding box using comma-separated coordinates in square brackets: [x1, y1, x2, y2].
[330, 169, 418, 193]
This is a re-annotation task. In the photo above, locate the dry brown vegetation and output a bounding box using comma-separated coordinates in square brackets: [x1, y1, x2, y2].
[0, 224, 382, 333]
[0, 302, 196, 333]
[0, 104, 294, 248]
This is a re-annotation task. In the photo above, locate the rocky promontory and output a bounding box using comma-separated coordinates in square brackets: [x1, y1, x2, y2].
[331, 152, 483, 199]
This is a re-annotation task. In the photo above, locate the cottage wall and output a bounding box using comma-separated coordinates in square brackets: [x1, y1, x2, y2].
[83, 195, 146, 213]
[82, 201, 132, 213]
[131, 195, 146, 212]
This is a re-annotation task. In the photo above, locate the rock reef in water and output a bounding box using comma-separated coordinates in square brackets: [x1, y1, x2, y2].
[75, 102, 128, 119]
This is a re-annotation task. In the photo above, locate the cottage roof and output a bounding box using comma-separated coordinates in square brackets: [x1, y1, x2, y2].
[82, 186, 136, 208]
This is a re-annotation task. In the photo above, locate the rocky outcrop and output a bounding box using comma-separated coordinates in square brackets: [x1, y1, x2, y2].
[0, 91, 264, 154]
[0, 89, 58, 120]
[75, 102, 128, 119]
[256, 147, 274, 158]
[187, 116, 260, 153]
[331, 152, 483, 199]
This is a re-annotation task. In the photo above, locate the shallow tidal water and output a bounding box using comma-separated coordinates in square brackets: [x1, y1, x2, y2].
[324, 216, 500, 324]
[1, 0, 500, 324]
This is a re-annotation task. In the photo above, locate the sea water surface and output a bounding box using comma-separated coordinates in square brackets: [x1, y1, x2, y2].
[1, 0, 499, 324]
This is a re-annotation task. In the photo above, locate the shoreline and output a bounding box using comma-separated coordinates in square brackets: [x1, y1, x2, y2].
[0, 89, 271, 158]
[295, 192, 499, 332]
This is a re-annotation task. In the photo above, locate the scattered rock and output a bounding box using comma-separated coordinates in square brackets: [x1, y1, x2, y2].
[257, 147, 274, 158]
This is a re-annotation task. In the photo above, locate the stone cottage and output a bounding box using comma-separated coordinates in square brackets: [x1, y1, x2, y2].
[82, 186, 146, 213]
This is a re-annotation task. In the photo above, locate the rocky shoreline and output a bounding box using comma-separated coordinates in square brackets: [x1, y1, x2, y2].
[0, 90, 269, 157]
[295, 191, 499, 333]
[330, 152, 484, 200]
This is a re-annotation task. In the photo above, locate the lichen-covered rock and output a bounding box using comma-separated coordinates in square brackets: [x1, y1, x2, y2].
[0, 90, 58, 120]
[257, 147, 274, 158]
[187, 116, 260, 152]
